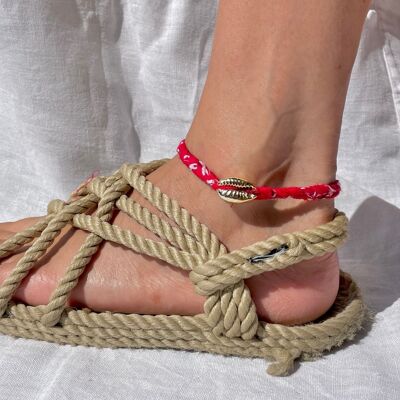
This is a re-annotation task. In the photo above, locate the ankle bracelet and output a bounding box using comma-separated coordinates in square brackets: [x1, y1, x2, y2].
[176, 139, 341, 203]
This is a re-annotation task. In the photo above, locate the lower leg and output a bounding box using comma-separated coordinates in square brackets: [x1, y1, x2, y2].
[188, 0, 369, 189]
[0, 0, 370, 325]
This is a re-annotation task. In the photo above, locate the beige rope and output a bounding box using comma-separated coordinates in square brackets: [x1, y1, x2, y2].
[190, 212, 348, 296]
[0, 159, 367, 376]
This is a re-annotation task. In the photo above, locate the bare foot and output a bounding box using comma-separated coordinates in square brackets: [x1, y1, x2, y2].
[0, 154, 339, 325]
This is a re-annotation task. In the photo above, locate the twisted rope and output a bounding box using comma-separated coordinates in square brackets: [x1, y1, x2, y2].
[190, 212, 348, 296]
[41, 175, 132, 325]
[0, 159, 366, 375]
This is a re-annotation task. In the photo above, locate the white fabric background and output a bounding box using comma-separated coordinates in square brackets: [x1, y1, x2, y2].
[0, 0, 399, 399]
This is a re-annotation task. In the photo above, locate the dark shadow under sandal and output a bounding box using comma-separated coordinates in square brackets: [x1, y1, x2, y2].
[0, 156, 367, 376]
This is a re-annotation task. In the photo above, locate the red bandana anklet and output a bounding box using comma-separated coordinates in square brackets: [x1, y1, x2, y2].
[176, 139, 341, 203]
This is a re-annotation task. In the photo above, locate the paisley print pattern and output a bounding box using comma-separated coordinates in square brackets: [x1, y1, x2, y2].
[177, 139, 341, 201]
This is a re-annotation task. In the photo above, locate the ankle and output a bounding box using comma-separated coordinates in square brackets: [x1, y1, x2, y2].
[185, 123, 338, 190]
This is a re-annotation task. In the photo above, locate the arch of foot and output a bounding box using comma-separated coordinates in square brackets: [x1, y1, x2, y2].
[118, 162, 261, 340]
[39, 173, 131, 326]
[38, 160, 176, 327]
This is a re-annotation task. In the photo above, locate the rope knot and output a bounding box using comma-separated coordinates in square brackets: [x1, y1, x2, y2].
[204, 281, 258, 340]
[47, 199, 65, 215]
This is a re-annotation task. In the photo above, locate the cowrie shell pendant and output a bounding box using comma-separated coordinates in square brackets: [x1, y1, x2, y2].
[217, 177, 257, 203]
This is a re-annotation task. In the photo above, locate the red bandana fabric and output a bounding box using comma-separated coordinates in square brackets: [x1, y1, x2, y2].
[177, 139, 341, 201]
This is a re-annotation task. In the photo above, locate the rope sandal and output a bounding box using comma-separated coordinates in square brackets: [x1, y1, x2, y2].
[0, 158, 366, 376]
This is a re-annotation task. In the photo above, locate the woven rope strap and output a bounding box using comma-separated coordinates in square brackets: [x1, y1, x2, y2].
[0, 158, 364, 376]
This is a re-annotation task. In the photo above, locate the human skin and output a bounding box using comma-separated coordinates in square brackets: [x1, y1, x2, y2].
[0, 0, 371, 325]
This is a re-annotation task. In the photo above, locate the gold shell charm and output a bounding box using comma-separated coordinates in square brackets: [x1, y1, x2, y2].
[217, 177, 257, 203]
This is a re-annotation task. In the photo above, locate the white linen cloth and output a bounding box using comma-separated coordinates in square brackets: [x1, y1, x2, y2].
[0, 0, 399, 398]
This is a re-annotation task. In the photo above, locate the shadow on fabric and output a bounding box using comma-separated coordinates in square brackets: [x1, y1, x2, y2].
[340, 196, 400, 314]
